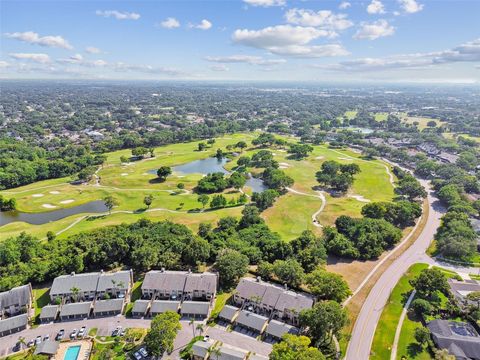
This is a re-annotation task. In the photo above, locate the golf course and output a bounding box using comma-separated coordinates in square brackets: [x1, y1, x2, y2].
[0, 132, 395, 242]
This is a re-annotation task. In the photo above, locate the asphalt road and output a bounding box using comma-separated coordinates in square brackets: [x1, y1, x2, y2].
[345, 180, 445, 360]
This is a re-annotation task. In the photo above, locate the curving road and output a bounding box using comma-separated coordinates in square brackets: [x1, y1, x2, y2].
[345, 179, 445, 360]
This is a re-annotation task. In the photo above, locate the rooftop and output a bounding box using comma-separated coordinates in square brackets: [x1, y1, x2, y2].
[93, 299, 124, 313]
[0, 314, 28, 333]
[235, 310, 268, 332]
[150, 300, 180, 314]
[0, 284, 32, 311]
[59, 302, 92, 317]
[181, 301, 210, 316]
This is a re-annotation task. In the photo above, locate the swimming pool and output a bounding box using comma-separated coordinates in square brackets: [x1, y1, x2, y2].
[64, 345, 81, 360]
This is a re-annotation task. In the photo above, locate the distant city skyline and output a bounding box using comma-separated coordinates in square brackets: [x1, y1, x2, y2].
[1, 0, 479, 83]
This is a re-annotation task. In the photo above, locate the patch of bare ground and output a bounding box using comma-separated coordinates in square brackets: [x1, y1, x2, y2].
[331, 198, 429, 352]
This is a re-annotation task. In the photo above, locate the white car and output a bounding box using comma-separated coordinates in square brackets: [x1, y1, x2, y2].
[35, 336, 42, 345]
[78, 326, 86, 338]
[70, 329, 77, 340]
[139, 347, 148, 357]
[133, 352, 142, 360]
[43, 334, 50, 341]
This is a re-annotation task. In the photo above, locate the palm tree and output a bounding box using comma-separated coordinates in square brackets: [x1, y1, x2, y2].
[209, 344, 221, 360]
[17, 336, 26, 350]
[196, 324, 204, 336]
[70, 286, 80, 302]
[189, 319, 195, 338]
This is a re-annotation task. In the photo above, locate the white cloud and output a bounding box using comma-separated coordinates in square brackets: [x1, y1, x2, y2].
[0, 61, 10, 68]
[284, 8, 353, 31]
[398, 0, 423, 14]
[233, 25, 334, 48]
[112, 62, 188, 76]
[95, 10, 140, 20]
[205, 55, 286, 66]
[339, 2, 351, 10]
[9, 53, 51, 63]
[323, 38, 480, 72]
[243, 0, 285, 7]
[57, 54, 108, 67]
[190, 19, 212, 30]
[5, 31, 73, 49]
[160, 17, 180, 29]
[367, 0, 385, 14]
[209, 64, 229, 72]
[85, 46, 101, 54]
[233, 25, 348, 58]
[354, 20, 395, 40]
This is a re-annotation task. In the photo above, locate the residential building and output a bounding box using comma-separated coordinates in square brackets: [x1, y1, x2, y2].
[181, 301, 211, 319]
[0, 314, 28, 337]
[0, 284, 33, 318]
[218, 305, 240, 323]
[39, 305, 59, 323]
[183, 272, 218, 301]
[235, 310, 268, 334]
[93, 299, 125, 317]
[59, 302, 92, 321]
[141, 270, 188, 300]
[428, 319, 480, 360]
[448, 279, 480, 308]
[34, 340, 59, 357]
[50, 272, 100, 303]
[132, 300, 150, 318]
[264, 320, 299, 341]
[149, 300, 180, 317]
[96, 270, 133, 300]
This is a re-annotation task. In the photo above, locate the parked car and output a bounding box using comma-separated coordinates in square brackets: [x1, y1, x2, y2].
[78, 326, 86, 338]
[119, 328, 126, 337]
[139, 347, 148, 357]
[112, 326, 122, 336]
[13, 342, 21, 352]
[35, 336, 42, 345]
[27, 339, 34, 347]
[70, 329, 77, 340]
[133, 352, 142, 360]
[43, 334, 50, 341]
[56, 329, 65, 341]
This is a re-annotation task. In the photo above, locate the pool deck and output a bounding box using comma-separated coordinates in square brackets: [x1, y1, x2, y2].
[54, 340, 92, 360]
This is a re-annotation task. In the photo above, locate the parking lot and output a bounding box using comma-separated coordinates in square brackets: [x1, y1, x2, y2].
[0, 316, 272, 359]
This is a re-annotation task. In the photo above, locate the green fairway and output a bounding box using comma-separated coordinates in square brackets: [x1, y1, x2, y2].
[0, 132, 395, 242]
[370, 263, 429, 360]
[402, 116, 445, 130]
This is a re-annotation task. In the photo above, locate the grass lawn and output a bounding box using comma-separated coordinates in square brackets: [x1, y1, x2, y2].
[370, 263, 429, 360]
[210, 291, 232, 320]
[401, 116, 445, 130]
[396, 311, 433, 360]
[33, 287, 50, 323]
[125, 280, 143, 316]
[0, 132, 394, 242]
[374, 112, 389, 121]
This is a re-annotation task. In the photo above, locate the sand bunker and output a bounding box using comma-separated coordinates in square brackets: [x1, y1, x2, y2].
[121, 173, 129, 176]
[338, 157, 353, 161]
[315, 156, 325, 160]
[349, 194, 371, 203]
[32, 194, 44, 198]
[60, 199, 74, 204]
[49, 191, 60, 195]
[279, 162, 290, 167]
[42, 204, 57, 209]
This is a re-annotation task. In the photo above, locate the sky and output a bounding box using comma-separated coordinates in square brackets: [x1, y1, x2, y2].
[1, 0, 479, 83]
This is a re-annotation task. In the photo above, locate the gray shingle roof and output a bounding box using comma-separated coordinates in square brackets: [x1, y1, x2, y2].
[93, 299, 124, 313]
[235, 310, 268, 332]
[34, 340, 59, 355]
[235, 279, 267, 301]
[0, 284, 32, 310]
[219, 305, 240, 321]
[275, 291, 314, 313]
[448, 279, 480, 304]
[184, 273, 217, 294]
[150, 300, 180, 314]
[428, 320, 480, 360]
[132, 300, 150, 314]
[96, 271, 132, 292]
[0, 314, 28, 333]
[50, 273, 100, 297]
[180, 301, 210, 316]
[39, 305, 59, 320]
[192, 339, 214, 358]
[60, 302, 92, 317]
[218, 344, 248, 360]
[142, 271, 188, 292]
[249, 355, 269, 360]
[262, 286, 283, 308]
[265, 320, 299, 339]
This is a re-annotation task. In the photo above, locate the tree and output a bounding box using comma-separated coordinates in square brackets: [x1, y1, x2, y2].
[197, 172, 228, 193]
[0, 195, 16, 211]
[198, 142, 207, 151]
[410, 268, 448, 299]
[177, 183, 185, 190]
[411, 298, 434, 316]
[119, 155, 129, 164]
[144, 311, 181, 357]
[262, 167, 294, 191]
[238, 205, 264, 228]
[315, 160, 360, 194]
[414, 327, 431, 345]
[157, 166, 172, 181]
[434, 349, 455, 360]
[143, 195, 153, 208]
[103, 195, 118, 214]
[197, 194, 209, 208]
[272, 259, 305, 288]
[210, 194, 227, 208]
[300, 301, 348, 347]
[70, 286, 80, 302]
[237, 156, 251, 168]
[251, 189, 279, 211]
[215, 249, 249, 289]
[395, 179, 427, 201]
[229, 172, 247, 190]
[270, 334, 325, 360]
[305, 269, 351, 303]
[288, 144, 314, 159]
[235, 141, 248, 152]
[207, 139, 216, 145]
[131, 147, 148, 158]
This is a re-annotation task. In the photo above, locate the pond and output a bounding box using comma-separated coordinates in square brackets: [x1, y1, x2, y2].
[149, 157, 267, 192]
[0, 200, 108, 227]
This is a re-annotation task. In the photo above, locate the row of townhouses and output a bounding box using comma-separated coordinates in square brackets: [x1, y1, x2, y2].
[218, 277, 314, 341]
[0, 284, 33, 337]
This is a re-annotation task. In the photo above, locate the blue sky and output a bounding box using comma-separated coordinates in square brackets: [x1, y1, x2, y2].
[1, 0, 479, 83]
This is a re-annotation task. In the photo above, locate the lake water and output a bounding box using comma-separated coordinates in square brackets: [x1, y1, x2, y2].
[0, 200, 108, 227]
[149, 157, 267, 193]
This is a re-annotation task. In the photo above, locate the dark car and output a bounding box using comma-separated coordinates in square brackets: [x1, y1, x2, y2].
[12, 342, 21, 352]
[56, 329, 65, 341]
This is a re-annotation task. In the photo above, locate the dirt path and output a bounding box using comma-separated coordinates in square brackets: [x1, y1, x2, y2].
[286, 187, 326, 227]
